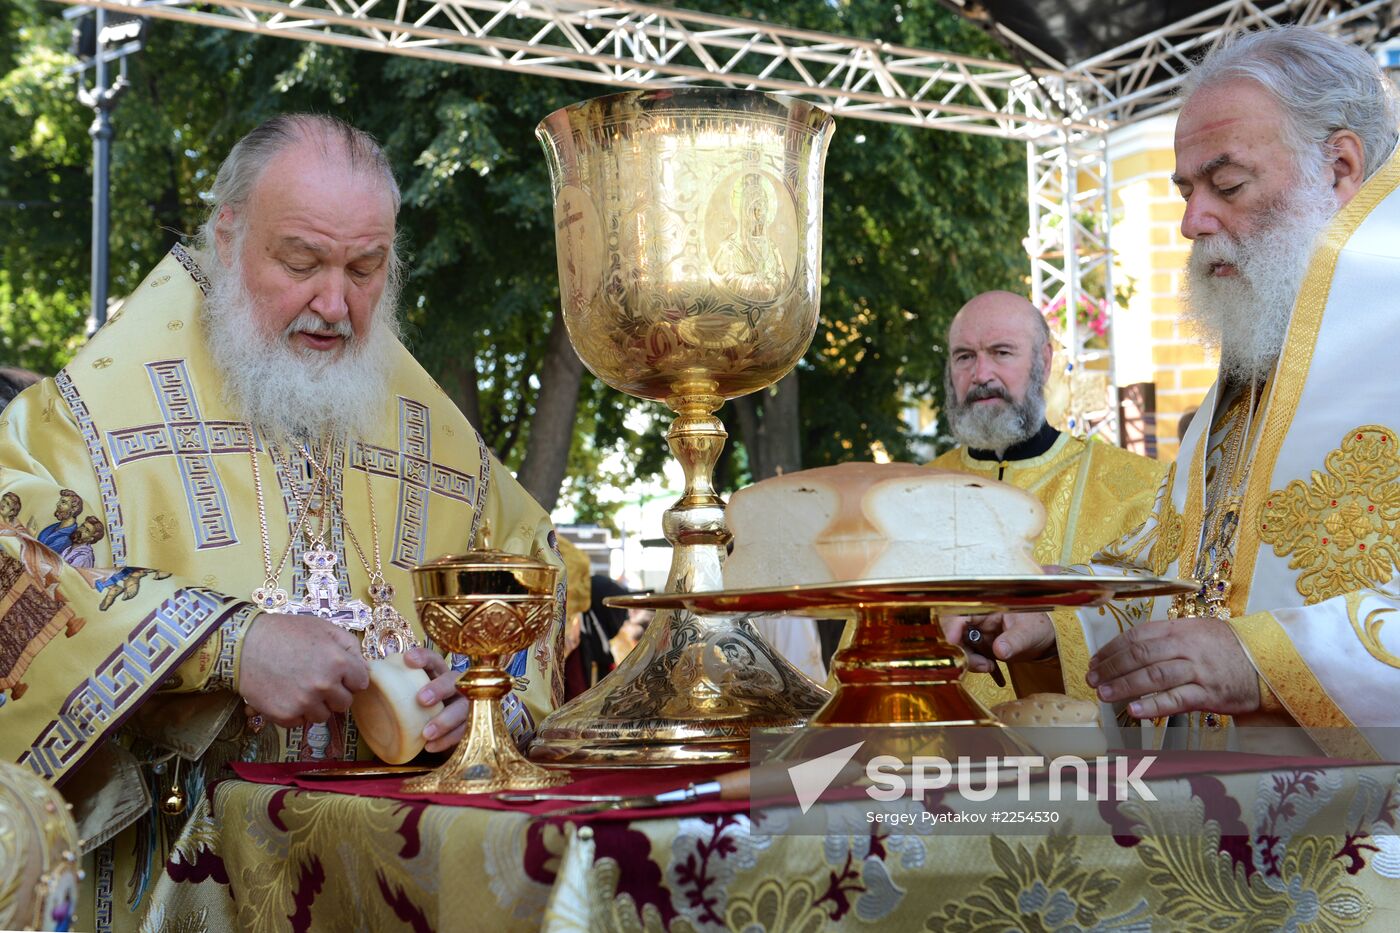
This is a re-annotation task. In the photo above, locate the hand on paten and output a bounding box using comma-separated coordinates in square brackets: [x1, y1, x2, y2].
[405, 646, 470, 753]
[941, 611, 1056, 672]
[239, 613, 371, 728]
[1086, 617, 1261, 717]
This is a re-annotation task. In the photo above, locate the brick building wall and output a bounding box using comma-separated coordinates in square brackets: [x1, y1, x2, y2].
[1107, 116, 1216, 463]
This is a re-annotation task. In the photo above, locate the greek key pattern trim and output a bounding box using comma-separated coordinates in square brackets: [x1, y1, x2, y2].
[282, 726, 303, 761]
[142, 360, 241, 549]
[94, 839, 115, 932]
[327, 436, 351, 600]
[350, 441, 474, 503]
[391, 398, 431, 570]
[107, 420, 254, 467]
[469, 427, 492, 549]
[501, 691, 533, 746]
[273, 441, 351, 600]
[19, 588, 231, 782]
[170, 242, 212, 296]
[54, 369, 127, 565]
[206, 602, 260, 693]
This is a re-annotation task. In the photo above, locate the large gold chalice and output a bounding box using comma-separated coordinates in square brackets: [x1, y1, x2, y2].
[530, 88, 836, 765]
[401, 549, 568, 794]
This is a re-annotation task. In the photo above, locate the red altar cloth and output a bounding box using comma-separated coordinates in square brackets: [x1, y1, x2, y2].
[230, 760, 749, 820]
[230, 748, 1370, 820]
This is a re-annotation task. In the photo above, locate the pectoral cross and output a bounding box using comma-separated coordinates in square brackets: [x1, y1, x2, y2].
[285, 541, 373, 632]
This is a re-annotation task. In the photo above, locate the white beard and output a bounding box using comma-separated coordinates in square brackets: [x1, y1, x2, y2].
[200, 251, 401, 444]
[1181, 176, 1338, 384]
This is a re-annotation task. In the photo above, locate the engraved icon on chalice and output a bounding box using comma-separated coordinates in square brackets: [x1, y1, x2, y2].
[530, 87, 836, 765]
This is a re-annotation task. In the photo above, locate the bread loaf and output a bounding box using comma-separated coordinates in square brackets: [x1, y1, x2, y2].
[991, 692, 1108, 759]
[351, 652, 443, 765]
[723, 462, 1045, 589]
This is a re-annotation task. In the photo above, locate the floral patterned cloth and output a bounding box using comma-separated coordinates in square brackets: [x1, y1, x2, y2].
[145, 755, 1400, 932]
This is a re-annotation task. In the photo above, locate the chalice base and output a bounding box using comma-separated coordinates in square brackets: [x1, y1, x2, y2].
[402, 693, 568, 795]
[796, 605, 1038, 761]
[529, 607, 830, 766]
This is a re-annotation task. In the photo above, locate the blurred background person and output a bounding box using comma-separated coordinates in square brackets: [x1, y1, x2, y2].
[0, 366, 41, 409]
[564, 573, 632, 699]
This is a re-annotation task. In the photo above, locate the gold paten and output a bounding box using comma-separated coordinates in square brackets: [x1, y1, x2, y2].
[530, 87, 836, 766]
[401, 550, 568, 794]
[610, 575, 1193, 757]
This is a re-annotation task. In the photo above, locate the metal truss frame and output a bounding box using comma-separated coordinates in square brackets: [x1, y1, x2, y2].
[1067, 0, 1400, 126]
[1025, 128, 1119, 440]
[51, 0, 1400, 443]
[51, 0, 1088, 138]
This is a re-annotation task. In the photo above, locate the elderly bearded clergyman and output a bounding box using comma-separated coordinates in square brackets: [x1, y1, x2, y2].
[977, 26, 1400, 759]
[930, 290, 1165, 709]
[0, 114, 563, 930]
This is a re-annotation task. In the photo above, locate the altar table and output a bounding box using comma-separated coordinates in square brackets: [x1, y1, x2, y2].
[145, 753, 1400, 932]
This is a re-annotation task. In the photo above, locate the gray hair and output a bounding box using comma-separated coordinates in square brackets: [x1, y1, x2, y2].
[1181, 26, 1400, 181]
[197, 113, 401, 253]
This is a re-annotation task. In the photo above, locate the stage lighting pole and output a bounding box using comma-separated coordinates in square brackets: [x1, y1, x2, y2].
[68, 7, 144, 336]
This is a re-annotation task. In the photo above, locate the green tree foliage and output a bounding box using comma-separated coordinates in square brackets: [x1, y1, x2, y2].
[700, 0, 1028, 468]
[0, 0, 1027, 520]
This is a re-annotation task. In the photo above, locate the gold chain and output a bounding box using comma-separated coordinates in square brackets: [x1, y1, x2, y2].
[296, 443, 393, 600]
[247, 431, 327, 610]
[296, 442, 412, 655]
[280, 440, 333, 533]
[1171, 380, 1260, 622]
[1196, 397, 1248, 571]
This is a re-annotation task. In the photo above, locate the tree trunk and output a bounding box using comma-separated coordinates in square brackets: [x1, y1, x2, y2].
[732, 395, 763, 480]
[453, 357, 482, 432]
[517, 308, 585, 512]
[732, 370, 802, 482]
[764, 370, 802, 476]
[712, 419, 738, 495]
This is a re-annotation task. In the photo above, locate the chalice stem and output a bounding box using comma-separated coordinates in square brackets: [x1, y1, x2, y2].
[401, 663, 566, 794]
[780, 607, 1039, 764]
[663, 379, 729, 591]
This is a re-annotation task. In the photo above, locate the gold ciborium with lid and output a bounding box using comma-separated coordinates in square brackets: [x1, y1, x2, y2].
[529, 87, 836, 765]
[401, 546, 567, 794]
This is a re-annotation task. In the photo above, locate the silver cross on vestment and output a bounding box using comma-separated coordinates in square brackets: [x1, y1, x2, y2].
[285, 540, 373, 632]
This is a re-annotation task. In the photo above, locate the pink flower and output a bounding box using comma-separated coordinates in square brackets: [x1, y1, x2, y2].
[1041, 294, 1109, 340]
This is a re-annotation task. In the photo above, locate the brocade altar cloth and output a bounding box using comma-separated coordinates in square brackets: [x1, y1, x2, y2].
[145, 753, 1400, 931]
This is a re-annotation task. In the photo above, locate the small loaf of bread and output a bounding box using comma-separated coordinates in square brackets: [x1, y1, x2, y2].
[723, 462, 1045, 589]
[992, 693, 1108, 759]
[350, 652, 443, 765]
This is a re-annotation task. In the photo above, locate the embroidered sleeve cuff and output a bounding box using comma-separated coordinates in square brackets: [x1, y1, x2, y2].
[206, 604, 262, 694]
[1229, 608, 1371, 757]
[1256, 672, 1286, 715]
